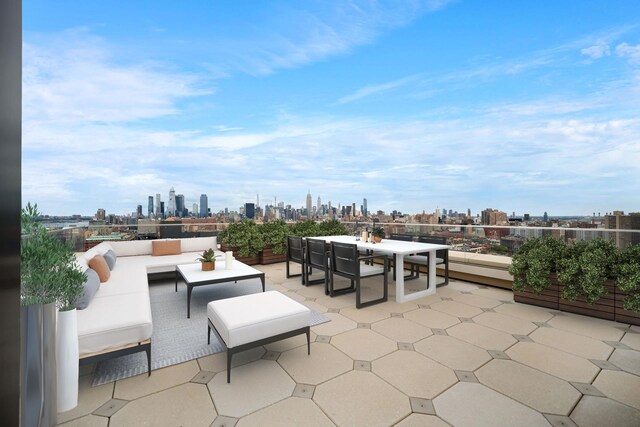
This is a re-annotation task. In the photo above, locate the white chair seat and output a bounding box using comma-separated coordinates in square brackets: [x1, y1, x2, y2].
[404, 255, 444, 265]
[360, 263, 386, 277]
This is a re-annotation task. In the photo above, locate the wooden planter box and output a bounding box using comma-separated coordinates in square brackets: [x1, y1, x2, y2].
[260, 245, 287, 265]
[513, 274, 560, 310]
[559, 280, 615, 321]
[615, 288, 640, 326]
[219, 244, 259, 266]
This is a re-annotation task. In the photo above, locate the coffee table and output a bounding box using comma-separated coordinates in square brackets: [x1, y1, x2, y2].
[175, 260, 265, 318]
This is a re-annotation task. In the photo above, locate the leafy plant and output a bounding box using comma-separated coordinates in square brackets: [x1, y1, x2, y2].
[218, 220, 265, 257]
[557, 239, 617, 304]
[317, 219, 348, 236]
[371, 226, 385, 238]
[259, 220, 290, 254]
[21, 203, 86, 311]
[196, 248, 216, 262]
[616, 244, 640, 312]
[509, 236, 566, 295]
[290, 220, 320, 237]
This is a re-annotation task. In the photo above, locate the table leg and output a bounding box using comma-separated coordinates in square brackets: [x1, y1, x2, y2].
[175, 269, 178, 292]
[187, 284, 193, 319]
[260, 274, 265, 292]
[395, 254, 405, 303]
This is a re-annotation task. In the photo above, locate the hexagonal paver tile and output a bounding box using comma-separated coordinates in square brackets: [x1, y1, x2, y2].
[113, 360, 200, 401]
[331, 328, 397, 361]
[447, 322, 517, 351]
[476, 359, 581, 415]
[197, 347, 265, 373]
[494, 302, 554, 323]
[313, 295, 354, 310]
[430, 300, 483, 318]
[621, 331, 640, 351]
[609, 348, 640, 376]
[208, 360, 294, 418]
[314, 371, 411, 427]
[529, 327, 613, 360]
[371, 317, 433, 343]
[394, 414, 451, 427]
[279, 342, 352, 385]
[547, 314, 624, 342]
[404, 308, 460, 329]
[341, 306, 390, 324]
[296, 285, 329, 299]
[265, 333, 314, 353]
[236, 397, 333, 427]
[375, 300, 419, 314]
[434, 382, 549, 427]
[593, 369, 640, 410]
[506, 342, 599, 383]
[415, 335, 491, 371]
[57, 375, 114, 424]
[110, 383, 215, 427]
[472, 287, 513, 301]
[56, 415, 108, 427]
[311, 312, 357, 336]
[474, 312, 537, 335]
[372, 351, 457, 399]
[570, 396, 640, 427]
[452, 293, 501, 309]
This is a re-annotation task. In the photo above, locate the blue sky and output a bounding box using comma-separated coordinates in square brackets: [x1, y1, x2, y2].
[23, 0, 640, 216]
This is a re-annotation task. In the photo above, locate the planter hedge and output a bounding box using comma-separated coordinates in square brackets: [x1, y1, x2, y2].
[219, 243, 259, 266]
[260, 245, 287, 265]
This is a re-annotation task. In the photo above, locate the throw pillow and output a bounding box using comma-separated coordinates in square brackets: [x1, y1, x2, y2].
[152, 240, 181, 256]
[88, 255, 111, 282]
[103, 249, 117, 270]
[75, 269, 100, 310]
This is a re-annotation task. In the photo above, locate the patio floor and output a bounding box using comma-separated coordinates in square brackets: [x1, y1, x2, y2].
[58, 263, 640, 427]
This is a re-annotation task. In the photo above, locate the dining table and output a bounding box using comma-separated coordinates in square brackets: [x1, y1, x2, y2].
[313, 235, 450, 303]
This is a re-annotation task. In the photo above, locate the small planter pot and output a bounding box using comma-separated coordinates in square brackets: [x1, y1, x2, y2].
[201, 261, 215, 271]
[220, 244, 259, 265]
[558, 280, 615, 321]
[615, 287, 640, 326]
[373, 236, 382, 243]
[260, 245, 287, 265]
[513, 273, 560, 310]
[57, 308, 79, 412]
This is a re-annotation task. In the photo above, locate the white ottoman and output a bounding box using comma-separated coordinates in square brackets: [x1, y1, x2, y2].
[207, 291, 311, 382]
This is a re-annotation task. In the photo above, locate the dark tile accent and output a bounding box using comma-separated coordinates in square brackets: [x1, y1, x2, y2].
[398, 342, 414, 351]
[210, 415, 238, 427]
[603, 340, 632, 350]
[327, 308, 340, 313]
[92, 399, 128, 418]
[441, 297, 453, 301]
[316, 335, 331, 343]
[488, 350, 510, 360]
[354, 360, 371, 371]
[570, 382, 606, 397]
[533, 321, 550, 327]
[513, 334, 534, 342]
[306, 297, 317, 302]
[459, 317, 474, 323]
[432, 329, 448, 336]
[357, 323, 371, 329]
[292, 383, 315, 399]
[391, 313, 404, 318]
[455, 370, 479, 383]
[589, 359, 621, 370]
[418, 304, 431, 309]
[543, 414, 578, 427]
[191, 370, 216, 384]
[410, 397, 436, 415]
[481, 308, 496, 313]
[262, 351, 281, 361]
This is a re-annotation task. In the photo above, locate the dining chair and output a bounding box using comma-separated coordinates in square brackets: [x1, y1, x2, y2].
[329, 242, 389, 309]
[404, 235, 449, 287]
[286, 236, 305, 284]
[388, 233, 418, 281]
[304, 238, 331, 292]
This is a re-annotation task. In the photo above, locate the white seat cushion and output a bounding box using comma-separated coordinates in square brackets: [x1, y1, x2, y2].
[359, 263, 386, 277]
[208, 291, 310, 348]
[404, 255, 444, 265]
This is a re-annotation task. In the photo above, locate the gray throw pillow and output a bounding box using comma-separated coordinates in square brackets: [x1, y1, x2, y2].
[103, 249, 117, 270]
[75, 269, 100, 310]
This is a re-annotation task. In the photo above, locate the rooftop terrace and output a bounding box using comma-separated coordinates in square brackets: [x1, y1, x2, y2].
[57, 262, 640, 427]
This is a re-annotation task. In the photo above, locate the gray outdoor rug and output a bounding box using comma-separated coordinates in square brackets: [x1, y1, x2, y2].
[92, 278, 330, 386]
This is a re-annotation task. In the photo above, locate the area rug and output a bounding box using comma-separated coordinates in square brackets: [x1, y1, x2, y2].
[92, 278, 329, 386]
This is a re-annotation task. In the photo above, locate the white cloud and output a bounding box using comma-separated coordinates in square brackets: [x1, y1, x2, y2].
[615, 42, 640, 64]
[581, 42, 611, 59]
[337, 74, 421, 104]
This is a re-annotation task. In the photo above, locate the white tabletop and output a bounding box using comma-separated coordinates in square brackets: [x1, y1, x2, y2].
[311, 235, 449, 255]
[177, 260, 263, 284]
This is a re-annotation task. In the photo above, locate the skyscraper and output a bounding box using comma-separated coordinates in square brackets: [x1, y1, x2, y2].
[176, 194, 185, 217]
[306, 190, 312, 217]
[363, 198, 368, 216]
[317, 196, 321, 216]
[168, 187, 176, 217]
[192, 203, 198, 217]
[155, 193, 161, 217]
[245, 202, 255, 219]
[352, 203, 356, 217]
[148, 196, 154, 218]
[200, 194, 208, 218]
[543, 211, 549, 222]
[136, 205, 143, 218]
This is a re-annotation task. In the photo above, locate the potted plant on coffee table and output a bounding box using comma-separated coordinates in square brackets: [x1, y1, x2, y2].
[197, 248, 216, 271]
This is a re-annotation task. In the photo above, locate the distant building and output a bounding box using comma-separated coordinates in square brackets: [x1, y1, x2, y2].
[160, 201, 165, 217]
[96, 208, 106, 221]
[155, 193, 161, 217]
[306, 190, 312, 217]
[352, 203, 357, 217]
[363, 198, 368, 216]
[168, 187, 176, 216]
[317, 196, 321, 216]
[148, 196, 154, 218]
[176, 194, 185, 217]
[543, 211, 549, 222]
[605, 211, 640, 248]
[481, 208, 508, 225]
[200, 194, 208, 218]
[192, 203, 198, 217]
[245, 202, 255, 219]
[136, 205, 143, 218]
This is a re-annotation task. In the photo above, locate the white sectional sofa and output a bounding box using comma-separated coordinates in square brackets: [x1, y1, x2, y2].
[77, 236, 220, 373]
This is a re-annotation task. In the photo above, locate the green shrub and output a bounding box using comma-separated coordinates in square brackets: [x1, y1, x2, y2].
[317, 219, 348, 236]
[259, 220, 290, 254]
[218, 220, 264, 257]
[509, 236, 565, 295]
[617, 244, 640, 312]
[289, 220, 320, 237]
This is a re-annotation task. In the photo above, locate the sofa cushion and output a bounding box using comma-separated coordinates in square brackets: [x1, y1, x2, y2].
[103, 249, 117, 270]
[89, 255, 111, 282]
[94, 243, 115, 256]
[75, 269, 100, 310]
[180, 236, 217, 253]
[152, 240, 182, 256]
[109, 240, 154, 257]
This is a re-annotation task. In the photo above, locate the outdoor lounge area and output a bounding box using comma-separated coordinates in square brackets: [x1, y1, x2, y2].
[56, 260, 640, 427]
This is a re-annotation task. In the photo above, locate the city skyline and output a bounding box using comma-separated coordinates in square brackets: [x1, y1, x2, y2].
[22, 1, 640, 216]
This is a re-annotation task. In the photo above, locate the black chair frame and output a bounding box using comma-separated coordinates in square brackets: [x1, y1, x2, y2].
[388, 233, 419, 281]
[415, 235, 449, 287]
[304, 238, 331, 291]
[286, 236, 306, 284]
